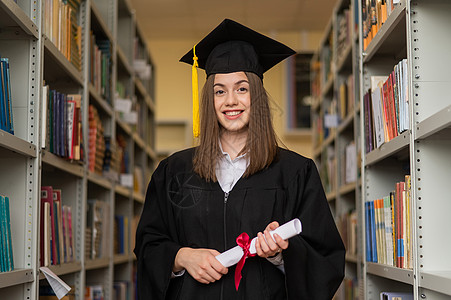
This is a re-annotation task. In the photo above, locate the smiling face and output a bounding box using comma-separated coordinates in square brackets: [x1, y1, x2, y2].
[213, 71, 251, 134]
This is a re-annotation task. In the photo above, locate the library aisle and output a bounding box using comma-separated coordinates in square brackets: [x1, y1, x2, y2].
[0, 0, 156, 299]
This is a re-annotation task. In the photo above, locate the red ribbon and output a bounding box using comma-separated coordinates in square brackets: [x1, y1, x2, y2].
[234, 232, 256, 291]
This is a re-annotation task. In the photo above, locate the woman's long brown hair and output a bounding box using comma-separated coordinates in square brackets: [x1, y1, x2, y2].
[193, 72, 278, 181]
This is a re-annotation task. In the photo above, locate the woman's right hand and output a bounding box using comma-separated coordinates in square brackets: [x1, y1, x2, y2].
[174, 247, 228, 284]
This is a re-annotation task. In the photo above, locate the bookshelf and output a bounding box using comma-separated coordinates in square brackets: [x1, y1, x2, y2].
[359, 0, 451, 299]
[311, 0, 362, 298]
[0, 0, 156, 299]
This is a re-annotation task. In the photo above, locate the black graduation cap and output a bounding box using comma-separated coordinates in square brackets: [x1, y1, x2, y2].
[180, 18, 296, 79]
[180, 19, 295, 138]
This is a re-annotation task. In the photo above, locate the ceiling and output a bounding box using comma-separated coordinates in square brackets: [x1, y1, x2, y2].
[129, 0, 339, 40]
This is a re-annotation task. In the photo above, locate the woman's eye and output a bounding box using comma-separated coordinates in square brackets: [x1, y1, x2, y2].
[215, 90, 225, 95]
[237, 87, 248, 93]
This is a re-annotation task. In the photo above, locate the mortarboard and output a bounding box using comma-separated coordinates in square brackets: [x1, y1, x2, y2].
[180, 18, 296, 137]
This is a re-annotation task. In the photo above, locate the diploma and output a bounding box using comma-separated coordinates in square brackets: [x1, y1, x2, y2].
[215, 218, 302, 267]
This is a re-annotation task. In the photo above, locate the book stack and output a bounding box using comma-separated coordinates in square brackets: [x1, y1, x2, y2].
[42, 86, 83, 160]
[42, 0, 82, 71]
[365, 175, 412, 269]
[0, 57, 14, 135]
[86, 199, 110, 260]
[363, 59, 409, 153]
[336, 8, 352, 62]
[40, 186, 74, 266]
[88, 105, 106, 174]
[362, 0, 401, 50]
[0, 194, 14, 272]
[89, 34, 112, 102]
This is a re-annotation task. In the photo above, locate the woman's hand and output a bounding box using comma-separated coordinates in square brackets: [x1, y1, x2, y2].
[255, 221, 289, 258]
[174, 247, 228, 284]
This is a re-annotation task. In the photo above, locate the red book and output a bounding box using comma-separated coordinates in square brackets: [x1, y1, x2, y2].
[382, 79, 392, 141]
[41, 186, 56, 265]
[387, 73, 398, 139]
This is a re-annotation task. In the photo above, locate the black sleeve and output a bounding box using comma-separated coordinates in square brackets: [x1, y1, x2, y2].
[284, 159, 345, 299]
[134, 160, 182, 300]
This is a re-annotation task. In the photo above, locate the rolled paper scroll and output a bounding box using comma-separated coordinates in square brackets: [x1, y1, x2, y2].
[215, 218, 302, 268]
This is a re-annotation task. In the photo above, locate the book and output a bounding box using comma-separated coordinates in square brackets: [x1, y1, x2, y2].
[53, 189, 65, 264]
[41, 186, 57, 265]
[380, 292, 413, 300]
[0, 195, 14, 272]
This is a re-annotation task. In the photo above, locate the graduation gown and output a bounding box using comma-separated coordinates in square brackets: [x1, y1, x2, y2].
[134, 147, 345, 300]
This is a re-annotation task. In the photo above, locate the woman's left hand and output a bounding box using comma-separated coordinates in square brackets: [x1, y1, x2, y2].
[255, 221, 289, 258]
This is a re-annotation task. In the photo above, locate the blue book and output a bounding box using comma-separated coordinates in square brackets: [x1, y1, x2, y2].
[0, 59, 6, 131]
[370, 201, 378, 263]
[365, 201, 372, 262]
[0, 195, 5, 272]
[2, 58, 14, 134]
[115, 215, 124, 254]
[4, 196, 13, 271]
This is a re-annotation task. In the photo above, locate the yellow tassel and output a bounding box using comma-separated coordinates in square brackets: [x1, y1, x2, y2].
[192, 45, 200, 138]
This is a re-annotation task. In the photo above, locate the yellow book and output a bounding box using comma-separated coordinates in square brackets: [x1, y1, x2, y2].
[405, 175, 412, 269]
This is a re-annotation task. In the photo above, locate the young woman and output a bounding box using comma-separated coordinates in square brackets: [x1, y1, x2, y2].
[134, 19, 345, 300]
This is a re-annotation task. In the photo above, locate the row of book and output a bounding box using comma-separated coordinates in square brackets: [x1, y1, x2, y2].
[337, 210, 358, 257]
[85, 285, 104, 300]
[364, 59, 409, 153]
[0, 57, 14, 135]
[380, 292, 413, 300]
[43, 0, 82, 71]
[335, 276, 358, 300]
[336, 8, 353, 63]
[90, 33, 112, 102]
[86, 199, 110, 260]
[365, 175, 413, 269]
[88, 105, 106, 174]
[319, 141, 358, 196]
[320, 30, 334, 86]
[337, 74, 355, 122]
[340, 141, 358, 186]
[362, 0, 401, 50]
[42, 86, 83, 160]
[113, 281, 129, 300]
[42, 0, 82, 71]
[0, 194, 14, 272]
[320, 145, 336, 195]
[40, 186, 75, 266]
